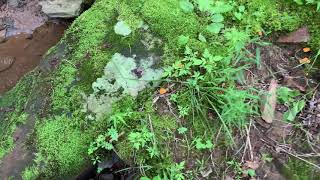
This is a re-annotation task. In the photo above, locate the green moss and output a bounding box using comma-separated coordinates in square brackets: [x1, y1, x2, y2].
[35, 115, 91, 178]
[117, 1, 142, 31]
[139, 0, 202, 63]
[140, 0, 201, 40]
[2, 0, 320, 178]
[0, 72, 37, 159]
[21, 165, 40, 180]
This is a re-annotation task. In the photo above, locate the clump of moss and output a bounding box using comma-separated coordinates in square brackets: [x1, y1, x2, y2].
[35, 115, 91, 178]
[21, 165, 40, 180]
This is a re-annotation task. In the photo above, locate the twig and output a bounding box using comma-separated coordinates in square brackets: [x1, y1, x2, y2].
[277, 146, 320, 170]
[245, 120, 254, 161]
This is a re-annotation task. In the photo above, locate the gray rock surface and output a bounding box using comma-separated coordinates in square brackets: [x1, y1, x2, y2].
[39, 0, 83, 18]
[0, 0, 6, 6]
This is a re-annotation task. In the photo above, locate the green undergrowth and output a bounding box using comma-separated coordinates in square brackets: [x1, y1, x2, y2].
[281, 158, 319, 180]
[0, 0, 319, 179]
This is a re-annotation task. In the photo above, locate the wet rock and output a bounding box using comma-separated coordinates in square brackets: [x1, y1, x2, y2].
[0, 0, 48, 37]
[0, 0, 6, 6]
[39, 0, 83, 18]
[0, 56, 15, 72]
[8, 0, 19, 7]
[277, 27, 310, 43]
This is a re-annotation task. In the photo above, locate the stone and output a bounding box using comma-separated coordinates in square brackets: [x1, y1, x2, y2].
[39, 0, 83, 18]
[0, 0, 6, 6]
[277, 26, 310, 43]
[0, 56, 15, 72]
[8, 0, 19, 7]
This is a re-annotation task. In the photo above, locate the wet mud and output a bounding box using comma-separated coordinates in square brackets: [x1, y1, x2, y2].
[0, 22, 67, 94]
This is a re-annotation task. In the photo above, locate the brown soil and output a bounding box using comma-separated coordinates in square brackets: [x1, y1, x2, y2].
[0, 22, 67, 94]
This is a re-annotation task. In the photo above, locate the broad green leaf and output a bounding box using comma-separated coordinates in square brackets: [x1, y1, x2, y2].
[234, 12, 243, 20]
[247, 169, 256, 177]
[239, 5, 245, 12]
[153, 176, 161, 180]
[294, 0, 304, 5]
[277, 87, 300, 104]
[211, 13, 224, 22]
[193, 59, 203, 65]
[178, 35, 189, 46]
[198, 0, 212, 12]
[178, 127, 188, 134]
[198, 33, 207, 42]
[179, 0, 194, 13]
[203, 48, 211, 58]
[284, 100, 305, 122]
[210, 2, 233, 14]
[140, 177, 151, 180]
[184, 46, 192, 55]
[206, 22, 224, 34]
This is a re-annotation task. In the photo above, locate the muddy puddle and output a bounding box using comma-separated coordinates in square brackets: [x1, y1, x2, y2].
[0, 22, 67, 94]
[0, 0, 69, 94]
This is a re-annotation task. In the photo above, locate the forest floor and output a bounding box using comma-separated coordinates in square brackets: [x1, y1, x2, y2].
[0, 0, 320, 179]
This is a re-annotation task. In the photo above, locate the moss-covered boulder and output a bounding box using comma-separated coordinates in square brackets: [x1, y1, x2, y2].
[1, 0, 320, 179]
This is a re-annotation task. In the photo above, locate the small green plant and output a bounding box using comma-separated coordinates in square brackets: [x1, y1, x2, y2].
[88, 133, 115, 155]
[192, 137, 214, 150]
[227, 160, 243, 179]
[261, 153, 273, 163]
[293, 0, 320, 11]
[277, 87, 306, 122]
[177, 127, 188, 134]
[128, 126, 159, 158]
[140, 161, 185, 180]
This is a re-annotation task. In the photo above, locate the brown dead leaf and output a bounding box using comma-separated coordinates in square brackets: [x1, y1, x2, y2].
[261, 79, 278, 123]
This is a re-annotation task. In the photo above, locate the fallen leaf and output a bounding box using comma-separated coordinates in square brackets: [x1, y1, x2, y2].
[303, 47, 311, 52]
[159, 88, 167, 95]
[277, 26, 310, 43]
[299, 57, 311, 64]
[261, 79, 278, 123]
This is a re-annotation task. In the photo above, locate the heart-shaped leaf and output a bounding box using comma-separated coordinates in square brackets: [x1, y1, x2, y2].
[179, 0, 194, 13]
[206, 23, 224, 34]
[211, 13, 224, 23]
